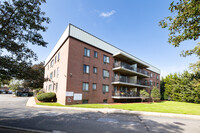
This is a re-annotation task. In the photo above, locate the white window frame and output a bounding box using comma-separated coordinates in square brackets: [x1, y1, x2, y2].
[83, 82, 89, 91]
[103, 69, 109, 78]
[84, 48, 90, 57]
[92, 83, 97, 90]
[83, 65, 90, 74]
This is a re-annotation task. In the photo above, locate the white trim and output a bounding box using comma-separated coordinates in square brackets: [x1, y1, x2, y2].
[45, 24, 160, 74]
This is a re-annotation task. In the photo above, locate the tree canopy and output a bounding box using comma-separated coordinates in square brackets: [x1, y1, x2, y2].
[0, 0, 49, 80]
[23, 62, 45, 89]
[159, 0, 200, 71]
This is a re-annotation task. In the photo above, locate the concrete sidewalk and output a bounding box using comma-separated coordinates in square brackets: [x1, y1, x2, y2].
[26, 97, 200, 120]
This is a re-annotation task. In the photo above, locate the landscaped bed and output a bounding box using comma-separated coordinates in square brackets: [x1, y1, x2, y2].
[36, 100, 200, 115]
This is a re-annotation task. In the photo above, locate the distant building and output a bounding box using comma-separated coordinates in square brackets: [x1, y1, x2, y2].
[44, 24, 160, 105]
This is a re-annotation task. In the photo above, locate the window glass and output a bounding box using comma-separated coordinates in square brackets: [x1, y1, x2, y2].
[54, 69, 56, 77]
[50, 60, 54, 67]
[150, 80, 152, 86]
[58, 52, 60, 61]
[50, 72, 53, 79]
[103, 55, 109, 63]
[103, 70, 109, 78]
[94, 51, 98, 58]
[93, 83, 97, 90]
[55, 83, 58, 92]
[57, 67, 59, 77]
[102, 85, 109, 93]
[93, 67, 97, 73]
[83, 82, 89, 91]
[83, 65, 90, 73]
[84, 48, 90, 57]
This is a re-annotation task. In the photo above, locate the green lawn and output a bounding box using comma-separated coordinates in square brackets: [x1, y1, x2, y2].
[37, 101, 200, 115]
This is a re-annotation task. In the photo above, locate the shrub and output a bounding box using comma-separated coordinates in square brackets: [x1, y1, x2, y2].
[151, 87, 161, 102]
[140, 90, 149, 102]
[37, 92, 56, 102]
[37, 90, 44, 96]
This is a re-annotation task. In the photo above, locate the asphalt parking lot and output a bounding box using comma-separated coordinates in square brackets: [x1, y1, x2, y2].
[0, 94, 200, 133]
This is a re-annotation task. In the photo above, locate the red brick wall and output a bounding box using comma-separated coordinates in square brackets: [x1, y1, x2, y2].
[66, 37, 114, 104]
[143, 69, 160, 94]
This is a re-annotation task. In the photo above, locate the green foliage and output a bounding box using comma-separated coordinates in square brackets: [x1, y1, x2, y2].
[140, 89, 149, 102]
[151, 87, 161, 102]
[159, 0, 200, 71]
[37, 92, 56, 102]
[160, 77, 165, 100]
[23, 62, 45, 89]
[164, 71, 200, 103]
[9, 79, 21, 91]
[37, 90, 44, 96]
[0, 0, 50, 80]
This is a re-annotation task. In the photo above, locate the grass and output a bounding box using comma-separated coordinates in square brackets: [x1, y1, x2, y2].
[36, 101, 200, 115]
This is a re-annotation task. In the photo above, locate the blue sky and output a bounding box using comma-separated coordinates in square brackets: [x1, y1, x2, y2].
[31, 0, 198, 77]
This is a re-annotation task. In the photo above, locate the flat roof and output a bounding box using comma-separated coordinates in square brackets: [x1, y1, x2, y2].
[45, 24, 160, 74]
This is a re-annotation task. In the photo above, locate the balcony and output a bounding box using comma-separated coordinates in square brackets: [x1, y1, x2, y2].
[112, 91, 142, 99]
[112, 77, 150, 88]
[113, 62, 150, 78]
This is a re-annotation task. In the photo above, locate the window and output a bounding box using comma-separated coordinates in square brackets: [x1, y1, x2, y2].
[93, 67, 97, 74]
[150, 73, 152, 78]
[103, 99, 107, 103]
[49, 84, 52, 92]
[55, 56, 57, 63]
[46, 86, 47, 92]
[82, 82, 89, 91]
[57, 67, 59, 78]
[58, 52, 60, 61]
[103, 70, 109, 78]
[48, 65, 49, 70]
[82, 100, 88, 104]
[154, 82, 155, 86]
[50, 72, 53, 79]
[102, 85, 109, 93]
[150, 80, 152, 86]
[83, 65, 90, 73]
[157, 83, 159, 88]
[157, 75, 159, 80]
[84, 48, 90, 57]
[55, 83, 58, 92]
[94, 51, 98, 58]
[145, 80, 147, 85]
[93, 83, 97, 90]
[54, 69, 56, 77]
[103, 55, 109, 64]
[50, 60, 54, 67]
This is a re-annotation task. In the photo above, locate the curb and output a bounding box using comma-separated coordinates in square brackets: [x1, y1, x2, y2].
[26, 97, 200, 120]
[0, 125, 50, 133]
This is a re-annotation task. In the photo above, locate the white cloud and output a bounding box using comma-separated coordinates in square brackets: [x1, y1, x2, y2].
[100, 10, 116, 17]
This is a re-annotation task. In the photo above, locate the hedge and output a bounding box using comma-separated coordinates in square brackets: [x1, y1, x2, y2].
[36, 92, 56, 102]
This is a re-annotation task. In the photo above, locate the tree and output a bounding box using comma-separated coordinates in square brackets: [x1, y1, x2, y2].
[160, 77, 166, 100]
[9, 79, 21, 92]
[140, 89, 149, 102]
[159, 0, 200, 70]
[163, 71, 200, 103]
[0, 0, 50, 80]
[151, 87, 161, 102]
[23, 62, 45, 89]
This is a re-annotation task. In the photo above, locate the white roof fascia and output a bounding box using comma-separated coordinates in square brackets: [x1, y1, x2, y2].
[45, 25, 70, 65]
[45, 24, 160, 74]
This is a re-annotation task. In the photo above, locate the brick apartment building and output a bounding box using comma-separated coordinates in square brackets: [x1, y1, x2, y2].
[43, 24, 160, 105]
